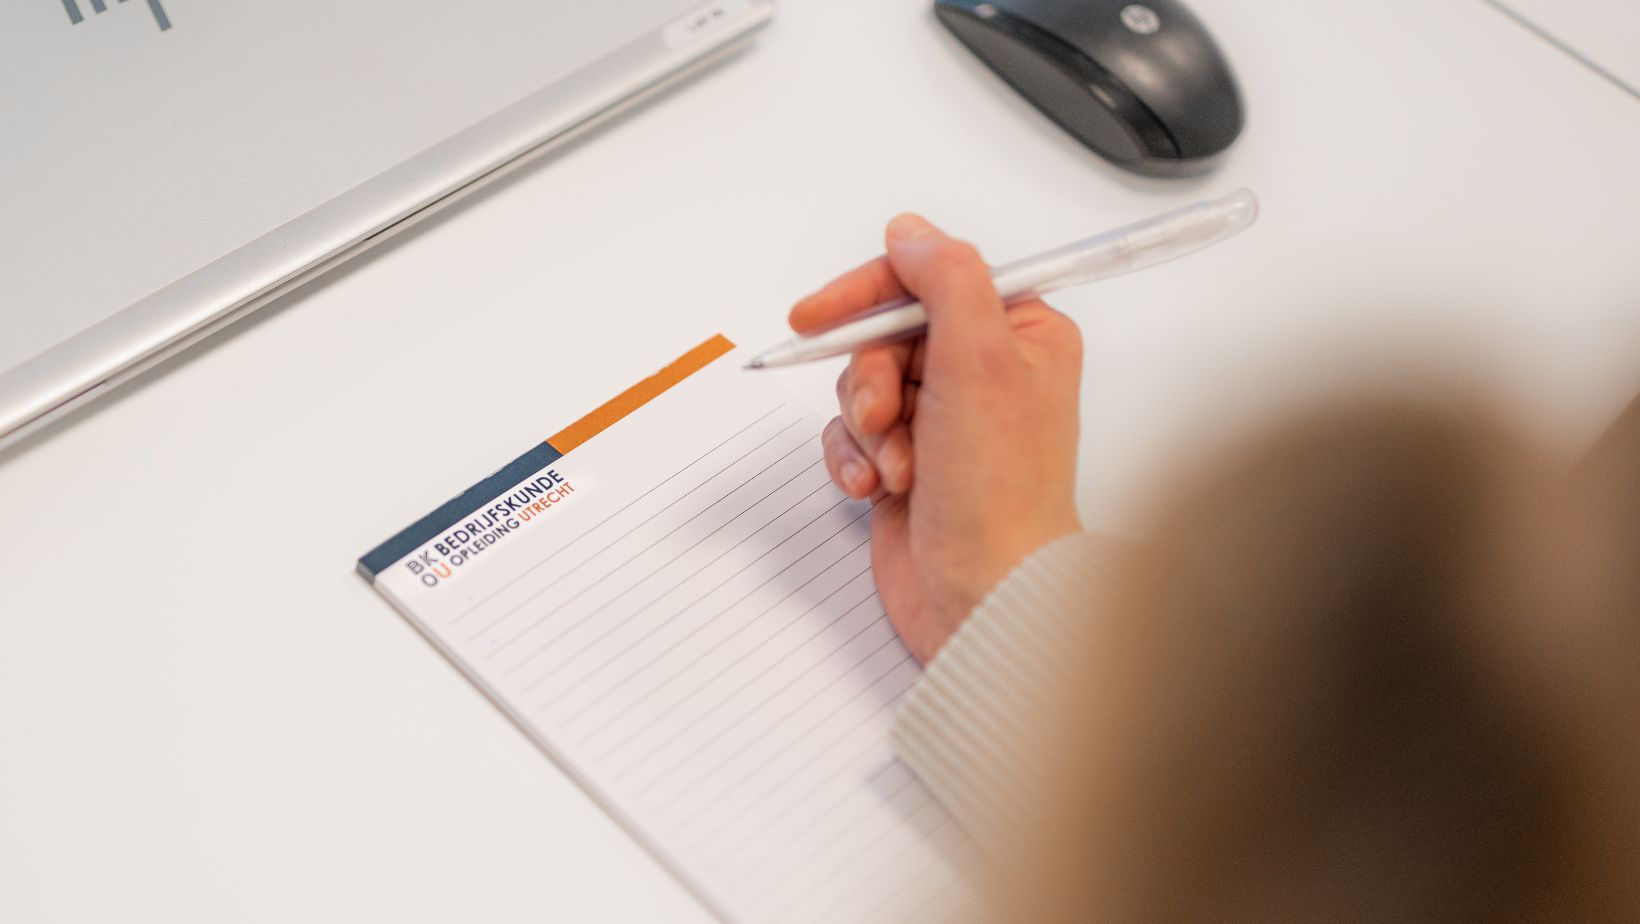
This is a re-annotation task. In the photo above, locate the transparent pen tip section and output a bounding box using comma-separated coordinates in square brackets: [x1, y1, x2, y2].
[1218, 188, 1260, 234]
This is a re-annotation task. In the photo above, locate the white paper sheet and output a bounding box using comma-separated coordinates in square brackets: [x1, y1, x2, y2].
[361, 341, 977, 923]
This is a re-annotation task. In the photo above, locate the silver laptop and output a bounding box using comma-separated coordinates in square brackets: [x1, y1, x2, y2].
[0, 0, 774, 448]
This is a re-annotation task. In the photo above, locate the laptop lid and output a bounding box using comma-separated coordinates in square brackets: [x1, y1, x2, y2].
[0, 0, 772, 446]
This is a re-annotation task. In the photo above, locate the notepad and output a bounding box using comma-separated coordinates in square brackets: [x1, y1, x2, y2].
[358, 335, 977, 923]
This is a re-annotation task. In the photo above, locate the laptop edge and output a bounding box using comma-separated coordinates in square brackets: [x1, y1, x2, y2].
[0, 1, 774, 450]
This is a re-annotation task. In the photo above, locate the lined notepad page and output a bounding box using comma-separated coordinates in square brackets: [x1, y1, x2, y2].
[367, 353, 977, 923]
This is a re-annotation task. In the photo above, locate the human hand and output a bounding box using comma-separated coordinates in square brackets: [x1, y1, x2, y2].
[790, 214, 1085, 663]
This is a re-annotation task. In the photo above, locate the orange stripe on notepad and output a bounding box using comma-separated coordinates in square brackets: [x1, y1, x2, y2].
[547, 334, 735, 454]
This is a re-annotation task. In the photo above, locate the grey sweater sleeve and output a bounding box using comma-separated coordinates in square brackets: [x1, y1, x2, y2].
[890, 532, 1116, 851]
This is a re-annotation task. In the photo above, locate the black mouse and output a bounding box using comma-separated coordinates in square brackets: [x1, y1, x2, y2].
[934, 0, 1244, 176]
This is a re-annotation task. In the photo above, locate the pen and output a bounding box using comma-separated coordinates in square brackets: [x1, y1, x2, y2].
[745, 189, 1259, 370]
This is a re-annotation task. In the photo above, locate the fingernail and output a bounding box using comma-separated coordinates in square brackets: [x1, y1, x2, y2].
[840, 458, 867, 492]
[887, 213, 937, 241]
[850, 385, 875, 430]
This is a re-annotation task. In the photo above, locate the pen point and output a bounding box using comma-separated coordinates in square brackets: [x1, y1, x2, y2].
[743, 358, 764, 370]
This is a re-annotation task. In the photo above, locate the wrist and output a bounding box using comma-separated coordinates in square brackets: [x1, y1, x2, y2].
[931, 513, 1084, 654]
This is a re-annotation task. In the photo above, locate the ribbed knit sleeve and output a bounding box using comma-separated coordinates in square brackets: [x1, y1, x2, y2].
[890, 532, 1117, 851]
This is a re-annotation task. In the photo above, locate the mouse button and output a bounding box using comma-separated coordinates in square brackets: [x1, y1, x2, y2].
[937, 5, 1176, 164]
[990, 0, 1130, 41]
[1100, 8, 1244, 157]
[1118, 45, 1242, 157]
[1081, 75, 1177, 160]
[1166, 86, 1242, 158]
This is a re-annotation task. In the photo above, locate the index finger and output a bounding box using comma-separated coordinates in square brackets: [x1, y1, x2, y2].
[788, 256, 909, 334]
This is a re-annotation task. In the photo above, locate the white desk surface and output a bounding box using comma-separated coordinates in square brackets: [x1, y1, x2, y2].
[3, 1, 1638, 921]
[1489, 0, 1640, 98]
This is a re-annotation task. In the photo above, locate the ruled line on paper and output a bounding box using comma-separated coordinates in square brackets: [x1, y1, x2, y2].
[781, 789, 965, 924]
[737, 771, 954, 924]
[506, 462, 832, 692]
[718, 751, 924, 899]
[647, 593, 901, 831]
[569, 556, 875, 747]
[620, 623, 897, 804]
[592, 590, 885, 767]
[898, 846, 970, 924]
[814, 810, 974, 924]
[721, 763, 923, 891]
[664, 646, 917, 836]
[763, 802, 954, 924]
[707, 747, 917, 882]
[623, 559, 888, 800]
[680, 707, 914, 866]
[448, 404, 786, 627]
[545, 511, 872, 723]
[479, 418, 807, 656]
[682, 688, 916, 862]
[524, 471, 838, 704]
[477, 417, 806, 652]
[366, 355, 974, 923]
[551, 538, 871, 747]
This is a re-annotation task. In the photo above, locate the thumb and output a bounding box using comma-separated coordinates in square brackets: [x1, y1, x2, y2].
[884, 214, 1012, 365]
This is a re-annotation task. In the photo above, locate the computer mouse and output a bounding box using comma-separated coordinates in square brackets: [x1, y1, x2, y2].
[934, 0, 1244, 176]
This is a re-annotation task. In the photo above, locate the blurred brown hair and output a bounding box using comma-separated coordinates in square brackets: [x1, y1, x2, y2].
[1001, 397, 1640, 922]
